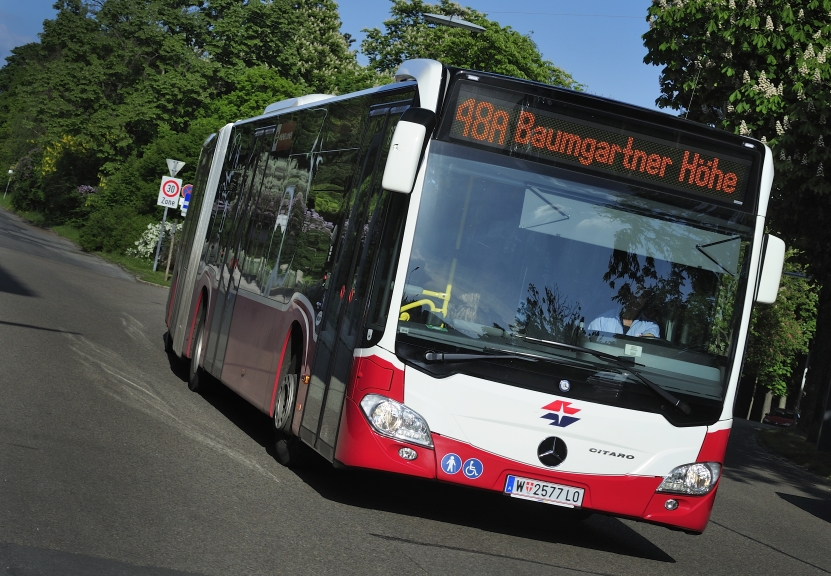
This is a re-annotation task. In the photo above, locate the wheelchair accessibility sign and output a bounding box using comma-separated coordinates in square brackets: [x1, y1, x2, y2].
[463, 458, 483, 479]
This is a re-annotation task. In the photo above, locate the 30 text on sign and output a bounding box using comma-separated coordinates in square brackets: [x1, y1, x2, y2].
[157, 177, 182, 208]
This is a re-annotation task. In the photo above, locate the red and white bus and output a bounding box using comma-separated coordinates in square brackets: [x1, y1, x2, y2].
[165, 59, 785, 533]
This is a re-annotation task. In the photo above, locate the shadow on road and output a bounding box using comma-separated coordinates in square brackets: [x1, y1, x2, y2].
[294, 464, 677, 563]
[163, 345, 677, 564]
[777, 492, 831, 524]
[723, 419, 831, 503]
[0, 262, 37, 296]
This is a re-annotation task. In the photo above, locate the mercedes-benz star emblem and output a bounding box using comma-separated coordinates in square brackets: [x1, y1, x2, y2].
[537, 436, 568, 467]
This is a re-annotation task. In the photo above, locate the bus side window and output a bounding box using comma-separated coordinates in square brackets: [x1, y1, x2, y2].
[237, 128, 275, 290]
[301, 149, 360, 312]
[203, 126, 255, 269]
[258, 108, 327, 301]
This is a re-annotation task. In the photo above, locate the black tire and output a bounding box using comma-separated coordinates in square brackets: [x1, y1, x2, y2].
[188, 309, 206, 392]
[273, 339, 303, 467]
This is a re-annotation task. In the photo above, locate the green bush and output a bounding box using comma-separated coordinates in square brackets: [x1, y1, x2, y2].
[79, 205, 151, 253]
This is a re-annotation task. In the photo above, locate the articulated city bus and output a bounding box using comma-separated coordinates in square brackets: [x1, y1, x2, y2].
[165, 59, 785, 533]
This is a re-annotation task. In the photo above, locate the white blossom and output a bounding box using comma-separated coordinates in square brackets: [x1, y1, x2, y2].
[739, 120, 751, 135]
[729, 0, 736, 8]
[798, 8, 804, 20]
[818, 135, 825, 147]
[761, 135, 768, 143]
[821, 114, 827, 125]
[753, 71, 779, 98]
[776, 120, 785, 135]
[743, 70, 751, 83]
[814, 68, 822, 84]
[127, 221, 176, 260]
[780, 149, 787, 161]
[818, 162, 825, 176]
[765, 15, 774, 30]
[805, 44, 816, 59]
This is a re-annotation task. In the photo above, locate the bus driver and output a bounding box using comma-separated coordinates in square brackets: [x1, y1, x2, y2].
[586, 284, 660, 338]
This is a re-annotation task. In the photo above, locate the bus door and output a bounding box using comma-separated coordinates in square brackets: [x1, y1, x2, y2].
[299, 102, 409, 461]
[203, 127, 273, 377]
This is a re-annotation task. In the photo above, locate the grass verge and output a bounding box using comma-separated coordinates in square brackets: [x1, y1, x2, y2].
[758, 427, 831, 480]
[100, 251, 171, 286]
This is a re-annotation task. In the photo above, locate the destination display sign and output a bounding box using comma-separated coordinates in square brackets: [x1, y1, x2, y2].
[445, 83, 754, 205]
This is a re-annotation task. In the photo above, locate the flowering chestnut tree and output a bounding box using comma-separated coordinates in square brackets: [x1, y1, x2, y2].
[643, 0, 831, 445]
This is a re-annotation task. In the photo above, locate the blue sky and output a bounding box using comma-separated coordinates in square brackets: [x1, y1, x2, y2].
[0, 0, 666, 112]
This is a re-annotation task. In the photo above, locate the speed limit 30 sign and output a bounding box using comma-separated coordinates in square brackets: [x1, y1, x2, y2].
[157, 177, 182, 208]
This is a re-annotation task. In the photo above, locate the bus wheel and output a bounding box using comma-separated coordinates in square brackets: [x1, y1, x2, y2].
[274, 341, 301, 466]
[188, 309, 206, 392]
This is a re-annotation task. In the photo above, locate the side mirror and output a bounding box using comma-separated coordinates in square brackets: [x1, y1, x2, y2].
[755, 234, 785, 304]
[381, 108, 437, 194]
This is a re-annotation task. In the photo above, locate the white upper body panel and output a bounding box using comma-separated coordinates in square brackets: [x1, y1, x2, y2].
[403, 367, 706, 477]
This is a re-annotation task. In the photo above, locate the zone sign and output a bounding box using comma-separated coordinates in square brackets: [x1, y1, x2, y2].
[157, 177, 182, 208]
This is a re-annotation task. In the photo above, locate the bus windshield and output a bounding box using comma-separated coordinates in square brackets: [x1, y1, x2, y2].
[397, 140, 755, 409]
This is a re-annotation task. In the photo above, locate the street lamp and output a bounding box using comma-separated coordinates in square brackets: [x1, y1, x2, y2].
[3, 168, 12, 199]
[423, 13, 485, 33]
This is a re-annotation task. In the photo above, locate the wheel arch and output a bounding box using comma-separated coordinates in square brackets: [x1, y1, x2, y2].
[186, 286, 210, 360]
[268, 320, 305, 418]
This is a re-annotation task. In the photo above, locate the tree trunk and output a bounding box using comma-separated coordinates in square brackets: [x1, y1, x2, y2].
[761, 390, 773, 422]
[778, 396, 787, 409]
[746, 375, 758, 420]
[803, 281, 831, 446]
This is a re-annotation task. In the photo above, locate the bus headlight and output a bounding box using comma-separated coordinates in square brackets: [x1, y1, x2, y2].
[359, 394, 433, 448]
[656, 462, 721, 495]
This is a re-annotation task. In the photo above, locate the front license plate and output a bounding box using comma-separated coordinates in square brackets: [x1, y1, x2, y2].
[504, 475, 584, 508]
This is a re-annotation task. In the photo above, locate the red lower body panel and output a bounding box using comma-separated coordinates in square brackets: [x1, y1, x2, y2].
[335, 392, 719, 532]
[335, 398, 436, 479]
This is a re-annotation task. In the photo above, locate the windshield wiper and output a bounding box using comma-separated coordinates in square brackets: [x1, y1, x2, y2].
[522, 336, 692, 415]
[425, 348, 539, 363]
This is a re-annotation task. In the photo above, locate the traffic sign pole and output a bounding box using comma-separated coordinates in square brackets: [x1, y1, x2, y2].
[165, 220, 178, 281]
[152, 206, 169, 272]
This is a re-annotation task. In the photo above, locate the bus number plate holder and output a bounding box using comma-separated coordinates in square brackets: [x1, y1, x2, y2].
[504, 475, 585, 508]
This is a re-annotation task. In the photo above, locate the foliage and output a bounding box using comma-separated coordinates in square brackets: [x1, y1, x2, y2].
[79, 205, 151, 253]
[362, 0, 582, 89]
[745, 250, 818, 396]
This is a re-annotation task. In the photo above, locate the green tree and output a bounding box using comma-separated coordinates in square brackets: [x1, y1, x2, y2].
[361, 0, 582, 89]
[744, 250, 818, 418]
[643, 0, 831, 446]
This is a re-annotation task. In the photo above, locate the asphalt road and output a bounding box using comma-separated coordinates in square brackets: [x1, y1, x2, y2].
[1, 207, 830, 576]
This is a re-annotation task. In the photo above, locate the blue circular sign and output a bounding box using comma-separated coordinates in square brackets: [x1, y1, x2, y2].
[462, 458, 484, 479]
[441, 453, 462, 475]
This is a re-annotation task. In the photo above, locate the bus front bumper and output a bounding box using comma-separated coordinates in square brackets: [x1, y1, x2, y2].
[335, 398, 719, 533]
